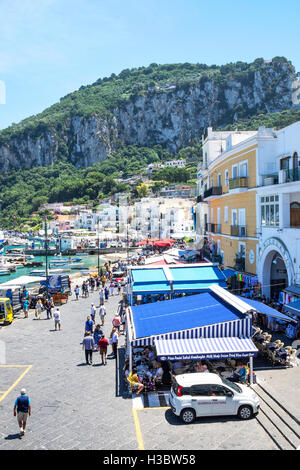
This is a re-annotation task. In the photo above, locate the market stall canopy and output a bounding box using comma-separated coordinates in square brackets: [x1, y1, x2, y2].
[283, 285, 300, 297]
[169, 266, 227, 292]
[155, 336, 258, 361]
[130, 290, 252, 345]
[284, 300, 300, 317]
[0, 276, 45, 287]
[131, 267, 171, 295]
[222, 269, 237, 279]
[128, 264, 227, 298]
[237, 297, 297, 323]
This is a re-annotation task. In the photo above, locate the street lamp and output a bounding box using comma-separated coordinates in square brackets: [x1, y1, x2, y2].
[44, 217, 49, 298]
[97, 217, 101, 276]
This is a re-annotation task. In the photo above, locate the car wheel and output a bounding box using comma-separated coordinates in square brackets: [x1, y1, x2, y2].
[180, 408, 196, 424]
[238, 405, 253, 420]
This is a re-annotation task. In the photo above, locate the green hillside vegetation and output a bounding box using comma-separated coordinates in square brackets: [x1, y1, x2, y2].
[0, 56, 295, 144]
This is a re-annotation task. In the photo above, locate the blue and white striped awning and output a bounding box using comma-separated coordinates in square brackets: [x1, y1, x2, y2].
[155, 336, 258, 361]
[131, 317, 252, 347]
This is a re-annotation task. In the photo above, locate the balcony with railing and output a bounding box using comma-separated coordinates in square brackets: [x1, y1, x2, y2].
[203, 186, 222, 199]
[229, 177, 248, 190]
[230, 225, 247, 237]
[262, 168, 300, 186]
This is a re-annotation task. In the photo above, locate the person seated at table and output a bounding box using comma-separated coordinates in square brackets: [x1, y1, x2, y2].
[153, 361, 163, 385]
[200, 364, 209, 373]
[173, 360, 184, 375]
[192, 361, 202, 372]
[227, 362, 248, 383]
[128, 368, 144, 396]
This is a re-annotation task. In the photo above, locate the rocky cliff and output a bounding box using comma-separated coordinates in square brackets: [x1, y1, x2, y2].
[0, 57, 299, 171]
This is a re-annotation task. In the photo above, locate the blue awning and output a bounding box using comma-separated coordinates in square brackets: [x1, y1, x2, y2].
[237, 297, 296, 323]
[170, 266, 227, 291]
[131, 292, 251, 342]
[155, 336, 258, 361]
[284, 300, 300, 317]
[222, 269, 237, 279]
[132, 282, 171, 295]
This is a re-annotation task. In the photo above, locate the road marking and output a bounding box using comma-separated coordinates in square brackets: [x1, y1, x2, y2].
[0, 365, 32, 403]
[132, 408, 145, 450]
[132, 394, 144, 409]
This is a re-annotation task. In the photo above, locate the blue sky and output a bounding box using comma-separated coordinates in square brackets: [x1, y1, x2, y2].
[0, 0, 299, 130]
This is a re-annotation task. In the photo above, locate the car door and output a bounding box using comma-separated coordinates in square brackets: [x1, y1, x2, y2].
[190, 384, 214, 417]
[210, 384, 236, 416]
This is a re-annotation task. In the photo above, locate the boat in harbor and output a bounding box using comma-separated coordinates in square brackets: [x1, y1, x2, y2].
[29, 268, 71, 276]
[0, 269, 10, 276]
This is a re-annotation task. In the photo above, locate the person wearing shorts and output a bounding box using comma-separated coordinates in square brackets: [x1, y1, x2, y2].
[98, 334, 109, 365]
[13, 388, 31, 437]
[53, 308, 61, 331]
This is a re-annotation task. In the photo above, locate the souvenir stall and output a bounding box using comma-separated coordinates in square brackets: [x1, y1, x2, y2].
[125, 285, 258, 388]
[224, 270, 261, 296]
[126, 264, 227, 306]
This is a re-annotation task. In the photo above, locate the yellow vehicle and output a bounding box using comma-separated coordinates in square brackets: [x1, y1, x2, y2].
[0, 298, 14, 325]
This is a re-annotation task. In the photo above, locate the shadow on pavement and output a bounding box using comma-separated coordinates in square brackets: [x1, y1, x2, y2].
[5, 433, 22, 440]
[116, 346, 127, 398]
[164, 408, 248, 426]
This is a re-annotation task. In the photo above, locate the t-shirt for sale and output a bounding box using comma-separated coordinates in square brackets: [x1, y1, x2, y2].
[98, 338, 109, 350]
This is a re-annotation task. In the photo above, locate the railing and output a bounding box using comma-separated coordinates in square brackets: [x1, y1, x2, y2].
[262, 168, 300, 186]
[230, 225, 247, 237]
[215, 224, 222, 234]
[203, 186, 222, 199]
[206, 223, 216, 233]
[229, 177, 248, 190]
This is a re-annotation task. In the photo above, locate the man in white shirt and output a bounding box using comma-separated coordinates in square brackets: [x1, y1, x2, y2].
[53, 308, 61, 331]
[99, 305, 106, 326]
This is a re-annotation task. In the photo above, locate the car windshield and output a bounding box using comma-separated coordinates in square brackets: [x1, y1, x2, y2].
[221, 377, 242, 393]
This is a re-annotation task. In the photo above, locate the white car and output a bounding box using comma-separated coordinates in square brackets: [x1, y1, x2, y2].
[169, 372, 260, 424]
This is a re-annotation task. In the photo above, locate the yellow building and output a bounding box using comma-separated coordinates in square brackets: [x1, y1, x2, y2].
[198, 128, 259, 277]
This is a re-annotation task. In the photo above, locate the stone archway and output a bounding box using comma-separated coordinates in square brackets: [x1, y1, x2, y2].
[259, 238, 294, 299]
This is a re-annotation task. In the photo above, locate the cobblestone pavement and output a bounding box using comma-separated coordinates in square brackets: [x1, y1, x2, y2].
[0, 285, 136, 450]
[0, 281, 294, 451]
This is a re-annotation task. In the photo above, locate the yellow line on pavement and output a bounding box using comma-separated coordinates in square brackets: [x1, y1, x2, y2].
[0, 365, 32, 403]
[132, 408, 145, 450]
[0, 364, 32, 368]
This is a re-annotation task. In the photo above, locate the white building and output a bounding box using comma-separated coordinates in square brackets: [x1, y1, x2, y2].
[132, 198, 196, 240]
[255, 121, 300, 298]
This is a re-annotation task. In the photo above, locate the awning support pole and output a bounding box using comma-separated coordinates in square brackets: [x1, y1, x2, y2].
[249, 356, 253, 385]
[129, 341, 133, 374]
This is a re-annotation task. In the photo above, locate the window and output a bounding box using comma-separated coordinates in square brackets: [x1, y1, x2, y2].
[225, 169, 229, 187]
[238, 242, 246, 258]
[224, 206, 228, 223]
[217, 173, 221, 187]
[191, 385, 212, 396]
[260, 195, 279, 226]
[210, 385, 230, 396]
[232, 165, 238, 179]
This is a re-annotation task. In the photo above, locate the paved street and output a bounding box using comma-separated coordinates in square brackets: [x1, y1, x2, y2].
[0, 280, 296, 451]
[0, 284, 137, 450]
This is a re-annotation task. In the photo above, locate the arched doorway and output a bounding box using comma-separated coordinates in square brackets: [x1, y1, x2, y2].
[260, 238, 294, 299]
[269, 252, 288, 299]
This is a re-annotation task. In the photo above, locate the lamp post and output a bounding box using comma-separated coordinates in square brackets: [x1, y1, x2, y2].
[44, 217, 49, 298]
[97, 217, 100, 276]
